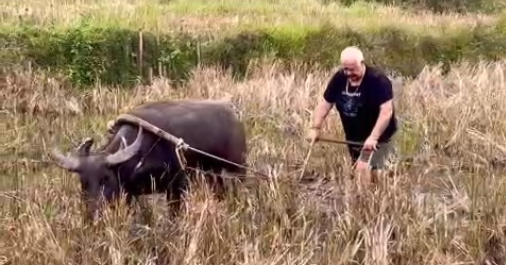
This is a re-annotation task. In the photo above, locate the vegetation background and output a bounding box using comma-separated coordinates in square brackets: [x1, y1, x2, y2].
[2, 0, 506, 264]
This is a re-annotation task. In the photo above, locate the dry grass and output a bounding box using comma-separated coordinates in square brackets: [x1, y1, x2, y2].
[0, 0, 497, 36]
[3, 60, 506, 264]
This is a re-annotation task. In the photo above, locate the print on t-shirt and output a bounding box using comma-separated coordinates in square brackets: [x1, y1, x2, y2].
[337, 89, 362, 117]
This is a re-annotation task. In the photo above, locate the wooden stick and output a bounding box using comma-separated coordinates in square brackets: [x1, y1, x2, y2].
[316, 136, 383, 149]
[298, 138, 316, 180]
[316, 136, 364, 147]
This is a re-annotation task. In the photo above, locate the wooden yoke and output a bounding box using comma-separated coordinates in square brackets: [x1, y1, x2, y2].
[113, 113, 270, 179]
[114, 113, 188, 169]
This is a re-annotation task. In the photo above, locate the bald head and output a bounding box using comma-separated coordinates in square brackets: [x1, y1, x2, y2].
[340, 46, 364, 65]
[340, 46, 365, 82]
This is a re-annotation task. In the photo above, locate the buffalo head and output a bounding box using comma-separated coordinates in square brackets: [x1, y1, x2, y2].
[50, 127, 144, 222]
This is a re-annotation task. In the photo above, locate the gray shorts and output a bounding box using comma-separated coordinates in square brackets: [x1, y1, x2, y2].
[348, 141, 393, 170]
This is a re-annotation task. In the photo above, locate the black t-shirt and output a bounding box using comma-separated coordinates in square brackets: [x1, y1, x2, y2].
[323, 65, 397, 143]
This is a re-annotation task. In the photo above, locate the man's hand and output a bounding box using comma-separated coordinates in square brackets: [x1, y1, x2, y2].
[308, 99, 333, 143]
[306, 128, 320, 143]
[363, 136, 378, 151]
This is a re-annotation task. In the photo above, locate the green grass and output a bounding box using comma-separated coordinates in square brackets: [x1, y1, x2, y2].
[1, 0, 497, 36]
[0, 0, 503, 88]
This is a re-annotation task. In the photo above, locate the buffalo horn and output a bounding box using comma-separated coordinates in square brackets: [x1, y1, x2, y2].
[105, 126, 143, 165]
[51, 148, 81, 171]
[119, 136, 128, 149]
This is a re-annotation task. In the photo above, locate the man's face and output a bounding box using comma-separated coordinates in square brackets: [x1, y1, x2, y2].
[342, 61, 363, 81]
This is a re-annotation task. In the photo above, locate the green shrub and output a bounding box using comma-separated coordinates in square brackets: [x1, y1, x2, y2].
[0, 22, 199, 87]
[322, 0, 505, 14]
[1, 20, 506, 88]
[203, 23, 506, 79]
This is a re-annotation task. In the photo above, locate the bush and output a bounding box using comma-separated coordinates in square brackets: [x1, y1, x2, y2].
[1, 20, 506, 87]
[0, 22, 199, 87]
[322, 0, 505, 14]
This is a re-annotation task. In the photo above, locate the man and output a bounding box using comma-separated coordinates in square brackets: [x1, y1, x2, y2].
[307, 46, 397, 188]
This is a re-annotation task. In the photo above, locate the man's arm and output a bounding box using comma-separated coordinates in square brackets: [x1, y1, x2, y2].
[311, 99, 333, 129]
[369, 76, 394, 140]
[311, 72, 341, 128]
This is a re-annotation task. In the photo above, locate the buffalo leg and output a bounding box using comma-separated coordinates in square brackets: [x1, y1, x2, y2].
[166, 192, 182, 219]
[124, 193, 137, 216]
[138, 196, 155, 226]
[209, 168, 226, 200]
[205, 156, 249, 200]
[125, 193, 137, 207]
[195, 157, 226, 199]
[220, 161, 249, 198]
[125, 193, 154, 225]
[165, 170, 188, 218]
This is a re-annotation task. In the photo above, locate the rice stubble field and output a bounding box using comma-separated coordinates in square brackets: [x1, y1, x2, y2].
[3, 61, 506, 264]
[3, 0, 506, 264]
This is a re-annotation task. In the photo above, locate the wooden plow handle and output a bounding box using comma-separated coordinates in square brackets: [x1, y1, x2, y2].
[316, 136, 363, 146]
[315, 136, 382, 148]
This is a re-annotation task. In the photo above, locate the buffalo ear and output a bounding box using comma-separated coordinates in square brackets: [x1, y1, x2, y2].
[51, 147, 82, 172]
[76, 137, 94, 156]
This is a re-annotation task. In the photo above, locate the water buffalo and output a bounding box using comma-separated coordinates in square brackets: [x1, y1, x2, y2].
[50, 99, 248, 222]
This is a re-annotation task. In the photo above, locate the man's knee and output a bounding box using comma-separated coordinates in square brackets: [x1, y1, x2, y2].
[375, 144, 394, 170]
[348, 146, 361, 165]
[359, 142, 393, 170]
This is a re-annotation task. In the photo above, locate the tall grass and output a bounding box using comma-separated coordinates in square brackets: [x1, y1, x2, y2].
[2, 60, 506, 264]
[1, 0, 496, 35]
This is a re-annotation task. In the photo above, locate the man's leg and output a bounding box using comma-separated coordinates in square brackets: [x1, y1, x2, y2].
[371, 141, 395, 185]
[347, 145, 361, 178]
[354, 149, 373, 188]
[355, 141, 393, 187]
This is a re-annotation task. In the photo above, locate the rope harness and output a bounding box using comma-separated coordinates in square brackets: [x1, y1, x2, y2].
[114, 114, 270, 179]
[111, 114, 374, 180]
